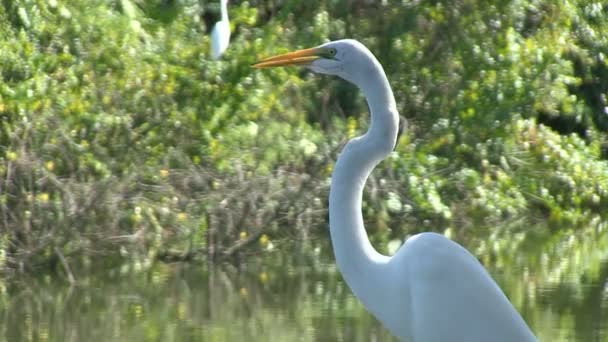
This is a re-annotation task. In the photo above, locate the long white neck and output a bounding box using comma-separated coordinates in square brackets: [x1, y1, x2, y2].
[220, 0, 229, 21]
[328, 55, 399, 312]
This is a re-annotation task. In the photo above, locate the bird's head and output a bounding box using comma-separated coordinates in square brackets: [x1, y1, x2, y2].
[253, 39, 376, 86]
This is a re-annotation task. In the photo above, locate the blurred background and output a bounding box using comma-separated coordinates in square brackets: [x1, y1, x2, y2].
[0, 0, 607, 340]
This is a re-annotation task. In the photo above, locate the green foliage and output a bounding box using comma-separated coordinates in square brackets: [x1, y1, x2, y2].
[0, 0, 607, 284]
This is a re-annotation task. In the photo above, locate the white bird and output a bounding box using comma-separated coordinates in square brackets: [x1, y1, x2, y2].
[210, 0, 230, 59]
[254, 39, 537, 342]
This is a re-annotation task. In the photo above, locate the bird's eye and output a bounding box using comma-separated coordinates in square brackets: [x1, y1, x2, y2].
[327, 48, 337, 57]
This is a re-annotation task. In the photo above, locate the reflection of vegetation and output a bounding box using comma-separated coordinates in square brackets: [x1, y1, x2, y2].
[484, 220, 608, 342]
[0, 257, 606, 341]
[0, 262, 396, 341]
[0, 0, 606, 300]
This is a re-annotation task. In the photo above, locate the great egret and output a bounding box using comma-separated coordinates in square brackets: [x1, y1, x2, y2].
[254, 40, 537, 341]
[210, 0, 230, 59]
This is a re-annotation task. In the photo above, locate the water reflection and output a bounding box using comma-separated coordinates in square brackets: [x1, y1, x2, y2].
[0, 245, 607, 341]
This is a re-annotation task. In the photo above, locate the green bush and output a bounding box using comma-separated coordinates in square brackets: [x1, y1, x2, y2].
[0, 0, 607, 279]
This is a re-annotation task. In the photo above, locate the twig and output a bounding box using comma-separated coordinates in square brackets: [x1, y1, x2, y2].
[221, 229, 265, 259]
[54, 247, 76, 285]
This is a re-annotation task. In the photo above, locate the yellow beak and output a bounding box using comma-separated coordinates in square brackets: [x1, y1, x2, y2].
[252, 47, 321, 68]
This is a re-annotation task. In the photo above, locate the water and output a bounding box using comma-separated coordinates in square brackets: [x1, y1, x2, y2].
[1, 241, 607, 341]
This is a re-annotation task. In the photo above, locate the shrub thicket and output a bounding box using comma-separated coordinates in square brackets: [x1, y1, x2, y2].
[0, 0, 607, 277]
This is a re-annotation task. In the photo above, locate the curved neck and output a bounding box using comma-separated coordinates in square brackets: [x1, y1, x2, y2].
[329, 57, 399, 310]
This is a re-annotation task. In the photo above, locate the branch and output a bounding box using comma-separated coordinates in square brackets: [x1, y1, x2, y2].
[54, 247, 76, 285]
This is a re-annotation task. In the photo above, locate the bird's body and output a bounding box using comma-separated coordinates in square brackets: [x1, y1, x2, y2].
[346, 232, 537, 341]
[254, 39, 537, 341]
[210, 0, 230, 59]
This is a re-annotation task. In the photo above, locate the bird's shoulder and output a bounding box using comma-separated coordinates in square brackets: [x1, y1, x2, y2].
[393, 233, 536, 341]
[395, 232, 489, 281]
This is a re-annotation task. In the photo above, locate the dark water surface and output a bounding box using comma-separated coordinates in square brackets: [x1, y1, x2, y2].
[1, 234, 607, 342]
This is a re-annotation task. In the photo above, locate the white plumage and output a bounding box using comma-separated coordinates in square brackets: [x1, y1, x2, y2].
[254, 39, 537, 342]
[210, 0, 230, 60]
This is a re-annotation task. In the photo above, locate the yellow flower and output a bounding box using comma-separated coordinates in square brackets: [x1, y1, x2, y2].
[37, 193, 50, 203]
[45, 161, 55, 171]
[239, 231, 248, 240]
[7, 151, 17, 161]
[177, 212, 187, 222]
[347, 116, 358, 139]
[159, 169, 169, 178]
[259, 234, 269, 248]
[259, 271, 268, 284]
